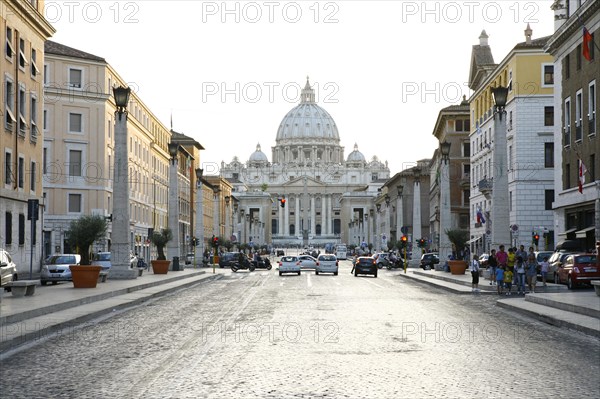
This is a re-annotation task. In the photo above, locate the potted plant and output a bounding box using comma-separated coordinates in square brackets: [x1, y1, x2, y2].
[150, 228, 173, 274]
[445, 229, 469, 275]
[67, 215, 107, 288]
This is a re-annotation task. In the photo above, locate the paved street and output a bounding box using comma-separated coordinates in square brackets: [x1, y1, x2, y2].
[1, 260, 599, 399]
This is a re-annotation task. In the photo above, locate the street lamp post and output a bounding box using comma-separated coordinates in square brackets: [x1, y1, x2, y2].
[384, 195, 391, 250]
[411, 166, 422, 264]
[376, 203, 381, 251]
[167, 142, 181, 271]
[396, 185, 404, 240]
[491, 86, 510, 249]
[224, 195, 230, 240]
[109, 86, 137, 279]
[195, 168, 204, 267]
[439, 140, 452, 264]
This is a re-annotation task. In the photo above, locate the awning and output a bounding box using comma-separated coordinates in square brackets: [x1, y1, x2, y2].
[558, 228, 577, 237]
[467, 237, 482, 244]
[575, 226, 596, 239]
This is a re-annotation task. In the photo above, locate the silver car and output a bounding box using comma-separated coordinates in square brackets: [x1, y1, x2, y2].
[1, 249, 18, 290]
[316, 254, 338, 275]
[278, 256, 301, 276]
[41, 254, 81, 285]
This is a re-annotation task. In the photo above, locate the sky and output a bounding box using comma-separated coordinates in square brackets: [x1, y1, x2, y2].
[47, 0, 556, 175]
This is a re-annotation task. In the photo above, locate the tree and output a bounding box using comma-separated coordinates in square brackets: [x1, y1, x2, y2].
[445, 229, 469, 259]
[150, 229, 173, 260]
[261, 183, 268, 192]
[67, 215, 108, 265]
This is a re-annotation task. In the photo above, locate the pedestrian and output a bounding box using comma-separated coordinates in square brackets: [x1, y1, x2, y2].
[504, 266, 513, 295]
[507, 247, 517, 287]
[495, 265, 504, 295]
[526, 255, 537, 293]
[540, 256, 550, 286]
[515, 256, 526, 294]
[516, 245, 528, 262]
[488, 249, 498, 286]
[470, 254, 480, 293]
[496, 245, 508, 268]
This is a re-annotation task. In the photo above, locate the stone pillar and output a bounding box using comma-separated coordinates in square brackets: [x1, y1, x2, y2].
[167, 155, 181, 270]
[439, 157, 452, 263]
[284, 201, 290, 236]
[278, 199, 284, 236]
[109, 110, 137, 279]
[295, 196, 300, 237]
[491, 108, 510, 249]
[195, 178, 204, 265]
[411, 177, 422, 263]
[396, 192, 403, 238]
[310, 195, 316, 237]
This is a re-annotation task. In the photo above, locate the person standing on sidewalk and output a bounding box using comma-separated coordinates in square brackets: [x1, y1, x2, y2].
[515, 256, 526, 294]
[526, 255, 538, 293]
[504, 266, 513, 295]
[488, 249, 498, 286]
[470, 254, 481, 293]
[495, 265, 504, 295]
[496, 245, 508, 268]
[540, 256, 550, 286]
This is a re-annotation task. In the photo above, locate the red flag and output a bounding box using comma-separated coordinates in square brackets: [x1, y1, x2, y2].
[578, 159, 587, 193]
[583, 27, 592, 61]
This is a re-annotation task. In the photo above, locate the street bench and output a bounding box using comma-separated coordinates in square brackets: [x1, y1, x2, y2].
[7, 280, 38, 297]
[98, 271, 108, 283]
[592, 281, 600, 296]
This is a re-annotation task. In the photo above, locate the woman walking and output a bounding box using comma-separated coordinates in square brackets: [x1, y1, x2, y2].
[470, 254, 481, 293]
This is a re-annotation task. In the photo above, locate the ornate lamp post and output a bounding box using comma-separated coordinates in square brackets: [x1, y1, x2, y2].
[224, 195, 231, 241]
[195, 168, 204, 266]
[376, 203, 381, 251]
[491, 86, 510, 249]
[109, 86, 137, 279]
[411, 166, 422, 263]
[212, 187, 221, 242]
[245, 213, 250, 247]
[439, 140, 452, 263]
[167, 141, 181, 270]
[396, 185, 404, 240]
[364, 213, 369, 246]
[384, 194, 391, 250]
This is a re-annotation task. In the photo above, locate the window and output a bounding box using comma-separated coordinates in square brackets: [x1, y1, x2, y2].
[565, 163, 571, 189]
[43, 109, 47, 130]
[30, 95, 38, 141]
[18, 156, 24, 188]
[509, 191, 513, 212]
[69, 112, 82, 133]
[456, 119, 463, 132]
[543, 65, 554, 85]
[18, 85, 27, 135]
[509, 111, 513, 130]
[18, 213, 25, 245]
[588, 32, 595, 61]
[565, 54, 570, 79]
[68, 68, 82, 88]
[68, 194, 82, 213]
[4, 212, 12, 245]
[544, 143, 554, 167]
[19, 38, 27, 69]
[69, 150, 82, 177]
[590, 82, 596, 135]
[43, 64, 48, 85]
[463, 142, 470, 157]
[31, 48, 39, 77]
[575, 91, 583, 141]
[4, 152, 12, 185]
[576, 44, 582, 70]
[5, 78, 16, 130]
[544, 107, 554, 126]
[564, 98, 571, 146]
[544, 190, 554, 211]
[462, 189, 469, 205]
[43, 147, 47, 174]
[5, 26, 14, 59]
[508, 70, 513, 91]
[463, 164, 470, 177]
[30, 161, 36, 191]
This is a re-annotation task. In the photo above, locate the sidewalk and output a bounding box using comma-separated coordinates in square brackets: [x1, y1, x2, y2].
[0, 266, 226, 356]
[399, 268, 600, 337]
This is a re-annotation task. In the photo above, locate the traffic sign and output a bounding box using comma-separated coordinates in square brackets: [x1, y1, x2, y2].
[511, 224, 519, 232]
[400, 226, 408, 234]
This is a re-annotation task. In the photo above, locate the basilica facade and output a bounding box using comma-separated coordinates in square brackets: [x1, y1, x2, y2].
[219, 78, 390, 247]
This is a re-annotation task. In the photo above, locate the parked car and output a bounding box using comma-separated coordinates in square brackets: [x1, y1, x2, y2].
[534, 251, 554, 266]
[420, 253, 440, 270]
[354, 256, 377, 277]
[0, 249, 18, 290]
[278, 255, 301, 276]
[219, 252, 241, 268]
[373, 253, 389, 268]
[297, 255, 318, 270]
[316, 254, 338, 275]
[555, 254, 599, 289]
[91, 252, 112, 271]
[478, 253, 490, 267]
[185, 253, 194, 265]
[548, 251, 575, 277]
[276, 249, 285, 257]
[41, 254, 81, 285]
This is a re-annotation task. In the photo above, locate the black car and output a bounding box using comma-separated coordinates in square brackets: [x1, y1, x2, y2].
[354, 256, 377, 277]
[420, 253, 440, 270]
[218, 252, 241, 268]
[276, 250, 285, 257]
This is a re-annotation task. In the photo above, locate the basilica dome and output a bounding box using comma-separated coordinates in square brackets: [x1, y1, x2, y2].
[275, 78, 340, 143]
[249, 143, 268, 163]
[346, 143, 366, 162]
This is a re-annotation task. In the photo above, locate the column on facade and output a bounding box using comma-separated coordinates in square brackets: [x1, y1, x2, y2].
[310, 195, 316, 236]
[278, 198, 284, 236]
[284, 200, 290, 236]
[364, 212, 369, 245]
[295, 196, 301, 237]
[324, 195, 330, 235]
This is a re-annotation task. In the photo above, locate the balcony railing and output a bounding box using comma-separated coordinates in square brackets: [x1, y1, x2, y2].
[478, 178, 493, 200]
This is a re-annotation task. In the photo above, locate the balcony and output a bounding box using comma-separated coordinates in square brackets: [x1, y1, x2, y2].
[478, 178, 493, 200]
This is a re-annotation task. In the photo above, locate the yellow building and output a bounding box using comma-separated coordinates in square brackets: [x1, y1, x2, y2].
[43, 41, 174, 262]
[1, 1, 54, 274]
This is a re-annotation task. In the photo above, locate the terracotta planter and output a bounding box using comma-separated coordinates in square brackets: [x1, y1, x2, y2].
[448, 260, 467, 275]
[70, 265, 102, 288]
[151, 260, 171, 274]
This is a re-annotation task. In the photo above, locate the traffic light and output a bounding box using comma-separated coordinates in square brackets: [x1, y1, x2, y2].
[417, 238, 426, 248]
[213, 236, 219, 247]
[400, 235, 408, 247]
[280, 198, 286, 208]
[533, 233, 540, 246]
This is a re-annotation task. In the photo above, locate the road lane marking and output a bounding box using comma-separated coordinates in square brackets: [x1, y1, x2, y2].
[306, 272, 312, 288]
[362, 278, 385, 289]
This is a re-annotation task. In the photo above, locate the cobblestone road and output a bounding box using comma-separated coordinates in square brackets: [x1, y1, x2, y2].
[1, 262, 599, 398]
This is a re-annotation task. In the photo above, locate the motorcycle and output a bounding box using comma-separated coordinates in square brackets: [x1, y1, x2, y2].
[386, 257, 404, 270]
[252, 257, 272, 270]
[231, 257, 255, 272]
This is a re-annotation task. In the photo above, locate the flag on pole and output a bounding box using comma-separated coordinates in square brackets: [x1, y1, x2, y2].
[476, 206, 486, 224]
[578, 158, 587, 193]
[583, 27, 593, 61]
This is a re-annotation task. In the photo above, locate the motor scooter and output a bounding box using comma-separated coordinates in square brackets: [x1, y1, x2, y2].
[386, 256, 404, 270]
[252, 256, 272, 270]
[231, 257, 255, 272]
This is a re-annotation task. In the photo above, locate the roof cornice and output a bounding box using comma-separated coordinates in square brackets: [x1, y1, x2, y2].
[546, 1, 600, 54]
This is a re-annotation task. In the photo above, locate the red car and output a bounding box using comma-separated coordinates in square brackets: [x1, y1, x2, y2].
[555, 254, 599, 290]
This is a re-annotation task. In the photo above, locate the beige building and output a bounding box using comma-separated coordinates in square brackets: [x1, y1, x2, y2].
[1, 1, 55, 274]
[42, 41, 175, 262]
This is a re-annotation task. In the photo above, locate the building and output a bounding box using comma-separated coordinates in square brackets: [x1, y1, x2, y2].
[42, 41, 174, 262]
[546, 0, 599, 252]
[219, 78, 390, 248]
[1, 0, 55, 274]
[468, 27, 556, 253]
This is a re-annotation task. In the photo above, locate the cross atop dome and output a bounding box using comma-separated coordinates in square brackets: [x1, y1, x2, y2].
[301, 76, 316, 104]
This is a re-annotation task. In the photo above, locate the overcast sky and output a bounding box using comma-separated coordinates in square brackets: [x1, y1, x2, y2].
[48, 0, 556, 175]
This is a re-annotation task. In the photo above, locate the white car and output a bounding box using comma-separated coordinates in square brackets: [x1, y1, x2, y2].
[316, 254, 338, 275]
[297, 255, 318, 270]
[41, 254, 81, 285]
[278, 256, 301, 276]
[1, 249, 18, 290]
